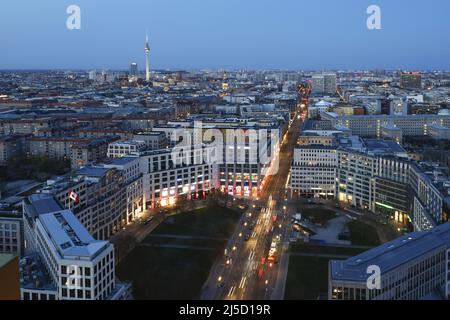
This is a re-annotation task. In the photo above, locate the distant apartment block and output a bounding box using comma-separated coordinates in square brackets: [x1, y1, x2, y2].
[0, 135, 28, 164]
[0, 117, 58, 135]
[70, 139, 111, 170]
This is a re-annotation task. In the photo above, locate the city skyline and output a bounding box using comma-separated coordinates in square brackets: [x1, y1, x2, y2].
[2, 0, 450, 306]
[1, 0, 450, 70]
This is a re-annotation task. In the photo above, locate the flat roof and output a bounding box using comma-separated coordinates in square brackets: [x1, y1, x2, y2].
[77, 166, 110, 178]
[364, 139, 406, 154]
[330, 222, 450, 283]
[106, 156, 138, 166]
[25, 194, 62, 218]
[39, 210, 109, 258]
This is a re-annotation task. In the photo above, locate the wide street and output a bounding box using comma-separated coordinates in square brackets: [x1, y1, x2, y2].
[201, 108, 303, 300]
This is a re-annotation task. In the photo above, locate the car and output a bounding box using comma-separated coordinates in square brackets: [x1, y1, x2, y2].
[244, 234, 251, 241]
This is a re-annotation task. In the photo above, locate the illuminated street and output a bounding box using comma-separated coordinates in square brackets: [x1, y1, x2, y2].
[201, 109, 303, 300]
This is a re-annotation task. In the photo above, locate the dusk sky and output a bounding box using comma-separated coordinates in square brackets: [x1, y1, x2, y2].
[1, 0, 450, 70]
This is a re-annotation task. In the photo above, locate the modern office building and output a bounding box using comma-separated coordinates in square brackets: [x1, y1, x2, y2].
[38, 157, 144, 240]
[290, 130, 449, 230]
[323, 73, 337, 94]
[21, 194, 130, 300]
[321, 112, 450, 138]
[290, 145, 337, 198]
[311, 74, 325, 94]
[139, 145, 216, 209]
[329, 222, 450, 300]
[129, 62, 138, 77]
[311, 73, 337, 95]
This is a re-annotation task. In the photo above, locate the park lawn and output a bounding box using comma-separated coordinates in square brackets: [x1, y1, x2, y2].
[347, 221, 380, 246]
[117, 205, 242, 300]
[297, 207, 337, 225]
[153, 206, 242, 239]
[284, 256, 331, 300]
[285, 243, 369, 300]
[117, 245, 218, 299]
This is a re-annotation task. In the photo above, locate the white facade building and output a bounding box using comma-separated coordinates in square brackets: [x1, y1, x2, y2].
[290, 146, 337, 198]
[321, 112, 450, 138]
[139, 145, 217, 209]
[329, 222, 450, 300]
[22, 194, 129, 300]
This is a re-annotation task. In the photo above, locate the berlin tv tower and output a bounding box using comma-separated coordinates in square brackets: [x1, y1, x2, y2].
[145, 32, 150, 82]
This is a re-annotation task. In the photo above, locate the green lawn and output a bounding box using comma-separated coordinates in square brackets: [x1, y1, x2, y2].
[347, 221, 380, 246]
[285, 256, 330, 300]
[297, 207, 337, 225]
[285, 243, 368, 300]
[117, 205, 242, 300]
[153, 206, 241, 238]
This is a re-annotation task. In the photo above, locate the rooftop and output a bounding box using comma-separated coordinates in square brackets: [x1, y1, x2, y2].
[77, 166, 110, 178]
[330, 222, 450, 283]
[39, 209, 109, 258]
[364, 139, 407, 155]
[24, 194, 62, 219]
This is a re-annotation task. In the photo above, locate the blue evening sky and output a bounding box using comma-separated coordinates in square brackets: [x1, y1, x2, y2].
[0, 0, 449, 70]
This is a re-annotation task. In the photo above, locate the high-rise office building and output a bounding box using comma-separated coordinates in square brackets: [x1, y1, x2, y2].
[311, 75, 325, 94]
[129, 62, 138, 77]
[323, 73, 337, 94]
[312, 73, 337, 94]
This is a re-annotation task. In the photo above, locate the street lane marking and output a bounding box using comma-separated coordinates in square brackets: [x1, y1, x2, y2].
[228, 286, 236, 297]
[249, 251, 255, 261]
[239, 276, 247, 289]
